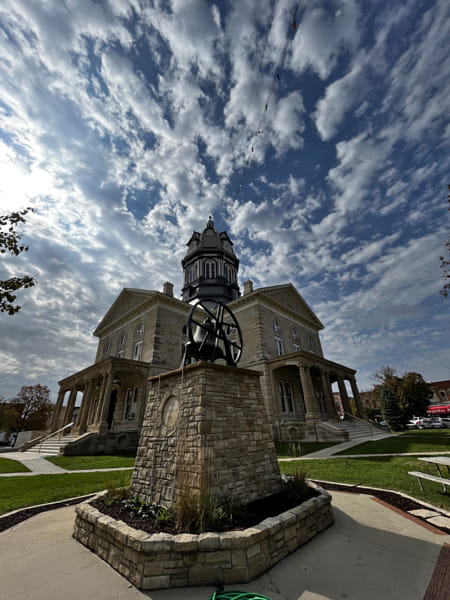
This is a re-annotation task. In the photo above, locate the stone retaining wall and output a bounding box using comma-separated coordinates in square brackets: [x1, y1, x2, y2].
[73, 485, 333, 590]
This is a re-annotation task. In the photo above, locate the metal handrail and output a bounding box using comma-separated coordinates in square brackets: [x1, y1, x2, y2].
[37, 422, 75, 452]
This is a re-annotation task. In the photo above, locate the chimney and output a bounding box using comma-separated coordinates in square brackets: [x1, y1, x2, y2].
[163, 282, 174, 297]
[243, 280, 254, 295]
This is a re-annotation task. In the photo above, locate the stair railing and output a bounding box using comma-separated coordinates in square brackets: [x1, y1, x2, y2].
[36, 422, 75, 453]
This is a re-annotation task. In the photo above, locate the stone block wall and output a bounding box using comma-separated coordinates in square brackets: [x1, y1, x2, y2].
[73, 485, 334, 590]
[130, 362, 283, 508]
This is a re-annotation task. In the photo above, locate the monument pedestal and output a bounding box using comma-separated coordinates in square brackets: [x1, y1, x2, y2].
[130, 362, 283, 508]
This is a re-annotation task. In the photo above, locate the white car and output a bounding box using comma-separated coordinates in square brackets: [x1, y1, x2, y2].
[431, 417, 446, 428]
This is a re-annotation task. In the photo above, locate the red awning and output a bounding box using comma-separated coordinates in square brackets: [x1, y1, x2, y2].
[427, 405, 450, 414]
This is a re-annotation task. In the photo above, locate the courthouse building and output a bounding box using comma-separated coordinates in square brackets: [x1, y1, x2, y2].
[48, 217, 363, 453]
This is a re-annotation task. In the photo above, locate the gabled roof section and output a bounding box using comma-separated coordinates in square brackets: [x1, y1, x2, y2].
[231, 283, 324, 330]
[93, 288, 157, 336]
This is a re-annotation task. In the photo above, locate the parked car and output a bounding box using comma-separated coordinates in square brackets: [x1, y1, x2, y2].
[431, 417, 446, 428]
[421, 418, 432, 429]
[441, 417, 450, 428]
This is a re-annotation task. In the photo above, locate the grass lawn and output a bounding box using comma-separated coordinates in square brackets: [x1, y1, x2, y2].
[281, 455, 450, 511]
[0, 457, 30, 474]
[46, 453, 136, 470]
[0, 470, 132, 515]
[276, 441, 338, 457]
[335, 429, 450, 455]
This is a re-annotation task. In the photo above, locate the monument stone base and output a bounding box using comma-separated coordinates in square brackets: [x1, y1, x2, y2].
[130, 361, 283, 508]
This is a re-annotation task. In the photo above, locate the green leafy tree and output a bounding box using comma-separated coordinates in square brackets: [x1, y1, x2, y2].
[7, 384, 52, 431]
[397, 372, 433, 418]
[0, 207, 35, 314]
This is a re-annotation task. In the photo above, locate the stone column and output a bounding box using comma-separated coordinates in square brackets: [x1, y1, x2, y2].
[50, 388, 66, 432]
[349, 375, 365, 418]
[63, 388, 78, 427]
[78, 378, 95, 434]
[337, 376, 352, 417]
[94, 374, 108, 424]
[98, 371, 115, 432]
[320, 371, 336, 418]
[299, 364, 320, 423]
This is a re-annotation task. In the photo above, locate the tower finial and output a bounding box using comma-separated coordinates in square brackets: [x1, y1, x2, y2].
[207, 215, 214, 229]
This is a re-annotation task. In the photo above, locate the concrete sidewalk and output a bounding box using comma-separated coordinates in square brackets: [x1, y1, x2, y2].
[0, 491, 448, 600]
[0, 451, 133, 476]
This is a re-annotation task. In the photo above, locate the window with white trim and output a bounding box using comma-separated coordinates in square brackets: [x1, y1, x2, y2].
[103, 341, 110, 356]
[133, 340, 143, 360]
[279, 382, 294, 413]
[293, 344, 300, 352]
[224, 263, 233, 283]
[306, 334, 313, 347]
[188, 263, 198, 282]
[116, 349, 124, 358]
[275, 337, 283, 356]
[135, 322, 144, 336]
[205, 259, 216, 278]
[273, 318, 281, 332]
[291, 327, 297, 338]
[119, 332, 127, 346]
[124, 387, 139, 420]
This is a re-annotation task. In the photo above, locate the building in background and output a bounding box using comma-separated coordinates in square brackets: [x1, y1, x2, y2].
[44, 218, 364, 454]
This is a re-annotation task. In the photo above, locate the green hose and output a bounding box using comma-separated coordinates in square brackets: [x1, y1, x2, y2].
[207, 591, 273, 600]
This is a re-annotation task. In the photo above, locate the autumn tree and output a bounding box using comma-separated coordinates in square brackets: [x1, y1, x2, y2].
[7, 384, 52, 431]
[0, 207, 35, 314]
[439, 185, 450, 298]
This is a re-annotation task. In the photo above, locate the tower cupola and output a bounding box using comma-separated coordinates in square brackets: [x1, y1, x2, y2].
[181, 217, 240, 304]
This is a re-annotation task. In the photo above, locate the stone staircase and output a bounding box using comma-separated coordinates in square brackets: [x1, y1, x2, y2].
[24, 435, 80, 455]
[333, 418, 391, 441]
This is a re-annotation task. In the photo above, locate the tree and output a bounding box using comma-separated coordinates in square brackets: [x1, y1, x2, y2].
[7, 385, 52, 431]
[439, 185, 450, 298]
[374, 367, 432, 429]
[380, 383, 403, 430]
[0, 207, 35, 314]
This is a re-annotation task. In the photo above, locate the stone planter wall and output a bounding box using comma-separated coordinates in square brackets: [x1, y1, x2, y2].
[73, 485, 333, 590]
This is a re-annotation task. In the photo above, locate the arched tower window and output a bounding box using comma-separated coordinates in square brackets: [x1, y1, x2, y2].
[188, 263, 198, 283]
[205, 259, 216, 279]
[224, 263, 234, 283]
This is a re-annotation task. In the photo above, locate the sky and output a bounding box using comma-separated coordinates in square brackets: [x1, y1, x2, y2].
[0, 0, 449, 402]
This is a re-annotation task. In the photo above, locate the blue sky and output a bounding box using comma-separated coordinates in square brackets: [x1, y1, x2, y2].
[0, 0, 449, 401]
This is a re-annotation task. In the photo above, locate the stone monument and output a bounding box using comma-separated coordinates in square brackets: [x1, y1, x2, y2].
[130, 299, 283, 507]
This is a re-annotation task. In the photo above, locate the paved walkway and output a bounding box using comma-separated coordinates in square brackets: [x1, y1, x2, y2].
[0, 491, 448, 600]
[0, 451, 133, 477]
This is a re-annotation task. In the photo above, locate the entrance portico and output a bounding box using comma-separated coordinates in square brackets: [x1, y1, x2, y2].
[267, 350, 364, 442]
[51, 357, 149, 437]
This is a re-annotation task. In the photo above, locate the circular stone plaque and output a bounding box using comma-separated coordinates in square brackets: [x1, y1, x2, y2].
[162, 396, 179, 428]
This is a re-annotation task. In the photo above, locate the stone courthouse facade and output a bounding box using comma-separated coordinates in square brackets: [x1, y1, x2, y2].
[49, 217, 363, 453]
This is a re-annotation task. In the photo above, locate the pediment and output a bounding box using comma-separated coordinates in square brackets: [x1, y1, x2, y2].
[258, 285, 324, 330]
[94, 288, 156, 335]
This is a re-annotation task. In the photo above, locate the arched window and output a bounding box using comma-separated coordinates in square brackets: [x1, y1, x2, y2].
[205, 259, 216, 279]
[224, 263, 234, 283]
[188, 263, 198, 283]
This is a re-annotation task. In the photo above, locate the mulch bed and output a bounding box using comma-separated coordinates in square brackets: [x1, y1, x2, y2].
[90, 486, 318, 535]
[0, 495, 95, 533]
[312, 481, 450, 534]
[1, 484, 449, 535]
